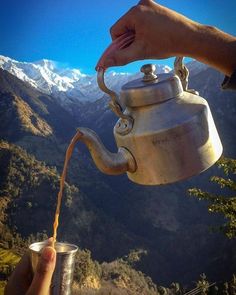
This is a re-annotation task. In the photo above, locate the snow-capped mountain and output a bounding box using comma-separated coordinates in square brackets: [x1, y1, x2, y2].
[0, 55, 209, 105]
[0, 55, 172, 104]
[0, 56, 87, 101]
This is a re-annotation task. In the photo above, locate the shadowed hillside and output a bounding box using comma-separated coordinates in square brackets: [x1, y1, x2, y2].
[0, 66, 235, 289]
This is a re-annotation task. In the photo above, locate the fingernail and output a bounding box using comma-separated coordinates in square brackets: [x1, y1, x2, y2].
[42, 247, 55, 262]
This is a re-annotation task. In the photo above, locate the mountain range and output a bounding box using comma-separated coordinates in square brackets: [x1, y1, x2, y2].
[0, 55, 235, 287]
[0, 55, 172, 105]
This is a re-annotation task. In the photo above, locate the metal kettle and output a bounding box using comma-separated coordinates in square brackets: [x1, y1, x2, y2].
[77, 58, 223, 185]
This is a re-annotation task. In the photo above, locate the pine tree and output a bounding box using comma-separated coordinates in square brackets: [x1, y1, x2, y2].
[188, 157, 236, 238]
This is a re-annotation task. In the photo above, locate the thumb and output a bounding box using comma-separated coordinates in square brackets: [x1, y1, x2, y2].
[103, 41, 146, 68]
[26, 246, 56, 295]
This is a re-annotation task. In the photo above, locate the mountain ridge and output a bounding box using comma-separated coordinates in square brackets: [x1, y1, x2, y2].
[0, 55, 176, 104]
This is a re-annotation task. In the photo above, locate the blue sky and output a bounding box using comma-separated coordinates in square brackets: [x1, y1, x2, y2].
[0, 0, 235, 74]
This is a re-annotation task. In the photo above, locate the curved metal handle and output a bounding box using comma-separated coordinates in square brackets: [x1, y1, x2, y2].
[97, 68, 125, 119]
[174, 57, 189, 91]
[97, 68, 134, 135]
[174, 57, 199, 95]
[96, 32, 135, 134]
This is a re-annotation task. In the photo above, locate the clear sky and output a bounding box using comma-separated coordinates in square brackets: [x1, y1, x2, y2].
[0, 0, 235, 74]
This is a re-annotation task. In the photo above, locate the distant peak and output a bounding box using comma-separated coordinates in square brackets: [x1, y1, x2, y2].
[0, 55, 16, 63]
[34, 59, 56, 70]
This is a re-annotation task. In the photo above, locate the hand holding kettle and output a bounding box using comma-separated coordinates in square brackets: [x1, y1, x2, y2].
[102, 0, 236, 78]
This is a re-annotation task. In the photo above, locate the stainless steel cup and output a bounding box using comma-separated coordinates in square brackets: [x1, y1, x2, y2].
[29, 241, 78, 295]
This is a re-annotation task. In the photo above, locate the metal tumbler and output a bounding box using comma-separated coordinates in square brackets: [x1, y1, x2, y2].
[29, 241, 78, 295]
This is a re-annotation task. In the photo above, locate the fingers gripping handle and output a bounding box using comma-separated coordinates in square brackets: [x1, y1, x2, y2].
[96, 32, 135, 71]
[96, 33, 135, 131]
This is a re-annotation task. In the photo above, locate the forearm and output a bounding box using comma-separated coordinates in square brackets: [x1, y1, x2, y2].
[184, 23, 236, 76]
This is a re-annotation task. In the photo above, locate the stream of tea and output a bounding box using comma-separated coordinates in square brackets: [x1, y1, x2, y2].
[52, 130, 82, 247]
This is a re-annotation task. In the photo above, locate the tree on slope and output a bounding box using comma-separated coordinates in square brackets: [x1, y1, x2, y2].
[189, 157, 236, 239]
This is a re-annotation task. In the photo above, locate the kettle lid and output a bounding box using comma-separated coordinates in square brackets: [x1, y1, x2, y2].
[120, 64, 183, 107]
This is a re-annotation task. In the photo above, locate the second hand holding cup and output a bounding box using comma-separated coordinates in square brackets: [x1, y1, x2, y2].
[29, 241, 78, 295]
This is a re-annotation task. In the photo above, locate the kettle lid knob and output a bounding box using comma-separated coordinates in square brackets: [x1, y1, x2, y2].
[141, 64, 158, 81]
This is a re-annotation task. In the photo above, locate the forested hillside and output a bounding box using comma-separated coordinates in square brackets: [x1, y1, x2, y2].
[0, 64, 235, 294]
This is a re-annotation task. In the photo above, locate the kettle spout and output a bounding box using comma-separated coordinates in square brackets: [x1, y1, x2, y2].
[77, 127, 136, 175]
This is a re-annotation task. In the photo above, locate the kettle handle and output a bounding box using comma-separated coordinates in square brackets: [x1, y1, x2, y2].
[97, 68, 130, 120]
[174, 57, 199, 95]
[96, 32, 135, 125]
[97, 68, 134, 135]
[174, 57, 189, 91]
